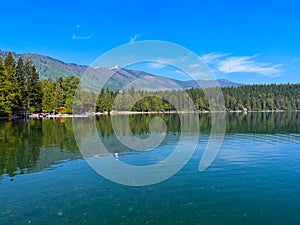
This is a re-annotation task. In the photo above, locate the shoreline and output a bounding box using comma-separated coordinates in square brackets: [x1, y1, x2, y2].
[0, 110, 300, 120]
[1, 109, 300, 120]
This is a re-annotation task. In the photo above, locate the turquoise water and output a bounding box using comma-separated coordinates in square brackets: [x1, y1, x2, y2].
[1, 112, 300, 225]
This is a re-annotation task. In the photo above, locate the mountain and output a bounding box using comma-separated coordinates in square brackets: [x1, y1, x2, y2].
[0, 50, 87, 79]
[0, 50, 242, 90]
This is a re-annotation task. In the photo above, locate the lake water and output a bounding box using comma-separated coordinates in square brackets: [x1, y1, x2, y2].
[1, 112, 300, 225]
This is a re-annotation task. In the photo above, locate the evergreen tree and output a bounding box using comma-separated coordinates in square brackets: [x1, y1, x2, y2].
[41, 79, 56, 112]
[0, 53, 20, 114]
[96, 88, 106, 112]
[16, 57, 26, 107]
[55, 77, 63, 110]
[0, 58, 6, 114]
[61, 76, 80, 113]
[23, 58, 42, 112]
[29, 64, 42, 112]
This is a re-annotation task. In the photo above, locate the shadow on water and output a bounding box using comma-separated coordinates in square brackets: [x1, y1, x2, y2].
[0, 112, 299, 180]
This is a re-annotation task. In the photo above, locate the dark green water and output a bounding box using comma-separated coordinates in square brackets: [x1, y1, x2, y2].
[1, 112, 300, 225]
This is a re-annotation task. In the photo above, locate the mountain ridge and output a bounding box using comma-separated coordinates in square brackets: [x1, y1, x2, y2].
[0, 50, 242, 90]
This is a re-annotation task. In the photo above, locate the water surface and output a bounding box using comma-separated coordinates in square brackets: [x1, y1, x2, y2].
[0, 112, 300, 225]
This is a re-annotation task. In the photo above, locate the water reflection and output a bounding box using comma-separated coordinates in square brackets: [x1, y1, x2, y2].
[0, 119, 79, 181]
[0, 112, 299, 181]
[226, 111, 300, 134]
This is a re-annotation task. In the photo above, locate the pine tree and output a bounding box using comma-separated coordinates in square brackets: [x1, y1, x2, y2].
[16, 57, 26, 107]
[55, 77, 63, 110]
[23, 58, 42, 112]
[61, 76, 80, 113]
[28, 64, 42, 112]
[0, 52, 20, 114]
[95, 88, 105, 112]
[0, 58, 6, 114]
[41, 79, 56, 112]
[4, 52, 16, 76]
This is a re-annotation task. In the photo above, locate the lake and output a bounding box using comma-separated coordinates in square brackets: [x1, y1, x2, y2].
[1, 112, 300, 225]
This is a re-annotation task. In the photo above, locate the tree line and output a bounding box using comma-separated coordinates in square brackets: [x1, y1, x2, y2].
[96, 84, 300, 112]
[1, 52, 300, 115]
[0, 52, 80, 115]
[0, 52, 40, 114]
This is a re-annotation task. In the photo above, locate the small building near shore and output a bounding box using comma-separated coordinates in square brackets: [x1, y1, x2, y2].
[59, 107, 67, 114]
[13, 107, 31, 118]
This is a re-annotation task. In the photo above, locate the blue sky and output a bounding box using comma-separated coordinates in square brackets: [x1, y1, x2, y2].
[0, 0, 300, 84]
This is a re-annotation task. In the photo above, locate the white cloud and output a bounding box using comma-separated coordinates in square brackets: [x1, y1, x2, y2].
[199, 52, 282, 77]
[72, 33, 93, 40]
[200, 52, 230, 64]
[147, 62, 166, 69]
[217, 55, 282, 77]
[130, 34, 142, 43]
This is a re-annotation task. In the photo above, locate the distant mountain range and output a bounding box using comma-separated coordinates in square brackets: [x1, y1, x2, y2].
[0, 50, 242, 90]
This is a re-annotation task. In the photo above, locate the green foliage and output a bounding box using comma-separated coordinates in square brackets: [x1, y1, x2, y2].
[40, 76, 80, 113]
[27, 59, 43, 112]
[221, 84, 300, 111]
[41, 79, 56, 112]
[95, 84, 300, 113]
[1, 51, 300, 115]
[16, 57, 26, 105]
[61, 76, 80, 113]
[14, 58, 43, 112]
[0, 53, 82, 114]
[0, 54, 80, 114]
[0, 53, 21, 114]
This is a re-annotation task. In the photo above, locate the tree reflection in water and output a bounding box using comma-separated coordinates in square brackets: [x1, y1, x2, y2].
[0, 112, 299, 181]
